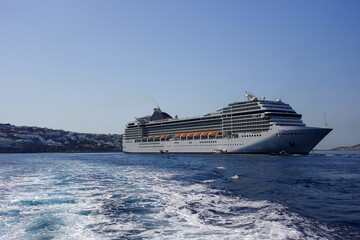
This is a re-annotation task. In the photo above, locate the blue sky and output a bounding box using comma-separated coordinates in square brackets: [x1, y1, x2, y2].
[1, 0, 359, 149]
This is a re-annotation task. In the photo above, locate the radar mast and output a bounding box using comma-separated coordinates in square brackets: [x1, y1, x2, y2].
[245, 91, 257, 101]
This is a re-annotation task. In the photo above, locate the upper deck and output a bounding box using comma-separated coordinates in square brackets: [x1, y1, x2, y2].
[124, 93, 305, 140]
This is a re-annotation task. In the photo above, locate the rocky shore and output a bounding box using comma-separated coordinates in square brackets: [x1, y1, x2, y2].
[0, 123, 122, 153]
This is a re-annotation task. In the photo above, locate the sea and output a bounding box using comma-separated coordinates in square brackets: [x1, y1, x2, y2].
[0, 151, 359, 240]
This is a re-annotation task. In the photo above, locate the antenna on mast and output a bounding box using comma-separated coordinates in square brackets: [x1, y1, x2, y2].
[323, 113, 328, 127]
[149, 96, 160, 109]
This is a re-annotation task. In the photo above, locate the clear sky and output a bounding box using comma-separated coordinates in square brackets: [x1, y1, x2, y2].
[1, 0, 359, 149]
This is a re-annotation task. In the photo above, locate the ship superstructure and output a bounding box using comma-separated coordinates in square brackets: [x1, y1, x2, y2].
[123, 93, 331, 154]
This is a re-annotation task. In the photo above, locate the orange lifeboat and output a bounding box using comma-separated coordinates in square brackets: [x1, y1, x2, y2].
[194, 133, 202, 136]
[209, 132, 217, 135]
[181, 134, 187, 137]
[187, 133, 194, 136]
[175, 134, 181, 137]
[201, 132, 209, 135]
[161, 135, 169, 138]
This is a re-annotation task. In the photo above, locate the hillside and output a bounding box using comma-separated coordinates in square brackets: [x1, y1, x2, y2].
[0, 123, 122, 153]
[331, 144, 360, 151]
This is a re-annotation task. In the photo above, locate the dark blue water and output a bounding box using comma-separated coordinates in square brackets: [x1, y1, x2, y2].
[0, 152, 359, 239]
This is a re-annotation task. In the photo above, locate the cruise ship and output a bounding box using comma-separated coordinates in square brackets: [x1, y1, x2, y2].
[123, 93, 332, 154]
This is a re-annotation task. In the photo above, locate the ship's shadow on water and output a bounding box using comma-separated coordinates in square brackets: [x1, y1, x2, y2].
[0, 152, 359, 239]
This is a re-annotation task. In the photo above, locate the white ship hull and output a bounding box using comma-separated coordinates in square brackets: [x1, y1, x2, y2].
[123, 126, 331, 154]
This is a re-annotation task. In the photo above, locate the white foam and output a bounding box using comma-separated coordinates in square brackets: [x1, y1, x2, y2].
[326, 154, 335, 157]
[229, 174, 239, 179]
[0, 157, 335, 240]
[201, 179, 219, 183]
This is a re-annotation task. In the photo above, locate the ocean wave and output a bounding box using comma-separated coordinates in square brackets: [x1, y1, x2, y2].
[0, 154, 346, 239]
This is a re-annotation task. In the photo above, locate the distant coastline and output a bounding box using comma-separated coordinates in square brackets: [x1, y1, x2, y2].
[330, 144, 360, 151]
[0, 123, 122, 153]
